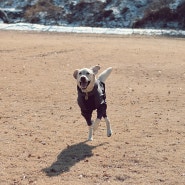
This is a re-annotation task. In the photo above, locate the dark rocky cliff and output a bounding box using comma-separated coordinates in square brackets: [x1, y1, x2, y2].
[0, 0, 185, 29]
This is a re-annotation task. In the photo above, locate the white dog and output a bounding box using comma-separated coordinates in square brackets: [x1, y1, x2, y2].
[73, 65, 112, 141]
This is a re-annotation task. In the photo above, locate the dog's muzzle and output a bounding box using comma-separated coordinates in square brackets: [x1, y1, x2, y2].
[80, 76, 90, 90]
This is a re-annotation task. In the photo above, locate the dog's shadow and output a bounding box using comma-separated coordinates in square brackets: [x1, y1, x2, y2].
[43, 141, 106, 176]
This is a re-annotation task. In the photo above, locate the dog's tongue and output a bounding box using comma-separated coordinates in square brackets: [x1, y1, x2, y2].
[81, 82, 88, 89]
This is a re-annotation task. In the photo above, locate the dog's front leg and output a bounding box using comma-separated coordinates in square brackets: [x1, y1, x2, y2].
[88, 125, 93, 141]
[104, 117, 112, 137]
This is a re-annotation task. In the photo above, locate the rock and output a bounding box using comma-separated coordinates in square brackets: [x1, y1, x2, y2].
[0, 9, 9, 23]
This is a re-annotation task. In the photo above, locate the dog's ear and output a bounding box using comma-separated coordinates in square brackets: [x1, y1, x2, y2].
[73, 69, 79, 79]
[91, 65, 100, 75]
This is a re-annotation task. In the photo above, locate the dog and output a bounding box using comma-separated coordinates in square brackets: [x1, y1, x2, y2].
[73, 65, 112, 141]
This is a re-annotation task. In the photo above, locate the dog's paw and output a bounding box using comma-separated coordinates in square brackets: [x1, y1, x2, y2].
[107, 129, 112, 137]
[88, 136, 93, 141]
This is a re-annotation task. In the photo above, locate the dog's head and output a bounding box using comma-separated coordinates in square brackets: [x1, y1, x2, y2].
[73, 65, 100, 92]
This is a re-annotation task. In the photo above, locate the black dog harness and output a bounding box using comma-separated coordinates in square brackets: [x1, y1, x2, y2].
[77, 80, 107, 126]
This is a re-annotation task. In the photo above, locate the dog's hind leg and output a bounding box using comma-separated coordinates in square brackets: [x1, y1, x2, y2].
[93, 118, 101, 132]
[104, 117, 112, 137]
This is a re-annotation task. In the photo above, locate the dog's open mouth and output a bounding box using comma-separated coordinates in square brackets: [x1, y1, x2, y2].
[80, 81, 90, 90]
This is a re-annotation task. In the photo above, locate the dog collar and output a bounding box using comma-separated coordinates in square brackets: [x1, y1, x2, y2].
[85, 93, 88, 100]
[77, 85, 97, 101]
[77, 80, 101, 101]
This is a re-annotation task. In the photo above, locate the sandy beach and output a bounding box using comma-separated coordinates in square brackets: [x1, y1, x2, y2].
[0, 31, 185, 184]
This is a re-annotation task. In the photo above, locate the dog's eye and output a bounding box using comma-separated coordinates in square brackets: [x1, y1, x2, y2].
[79, 72, 82, 75]
[86, 72, 90, 75]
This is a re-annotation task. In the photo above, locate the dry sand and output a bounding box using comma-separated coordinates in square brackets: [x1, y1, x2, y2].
[0, 31, 185, 185]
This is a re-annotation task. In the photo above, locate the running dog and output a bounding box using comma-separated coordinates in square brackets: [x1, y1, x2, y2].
[73, 65, 112, 141]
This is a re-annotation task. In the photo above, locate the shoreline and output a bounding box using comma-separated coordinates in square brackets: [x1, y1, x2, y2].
[0, 22, 185, 37]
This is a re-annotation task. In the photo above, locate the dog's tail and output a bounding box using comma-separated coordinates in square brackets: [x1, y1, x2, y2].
[98, 67, 112, 83]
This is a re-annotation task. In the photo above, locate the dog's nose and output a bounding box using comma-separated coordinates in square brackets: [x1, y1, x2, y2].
[80, 76, 86, 82]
